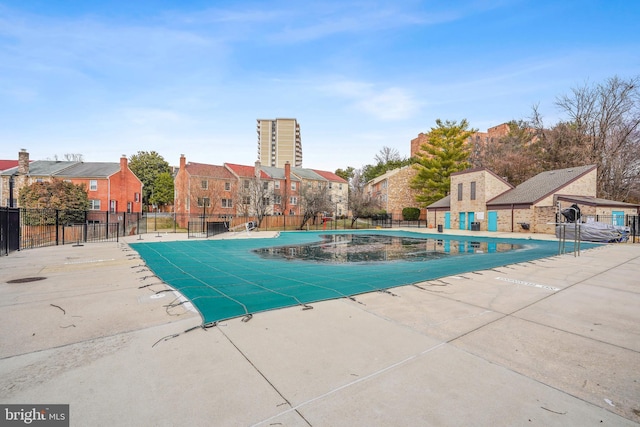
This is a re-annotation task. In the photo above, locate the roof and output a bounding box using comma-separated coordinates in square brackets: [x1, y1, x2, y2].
[0, 160, 20, 171]
[291, 167, 325, 181]
[260, 166, 300, 182]
[427, 195, 451, 209]
[451, 167, 514, 189]
[54, 162, 120, 178]
[186, 162, 235, 179]
[1, 161, 78, 177]
[311, 169, 348, 183]
[225, 163, 270, 179]
[367, 166, 411, 186]
[488, 164, 597, 206]
[556, 195, 640, 208]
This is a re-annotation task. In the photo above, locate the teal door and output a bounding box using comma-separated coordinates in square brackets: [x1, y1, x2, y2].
[467, 212, 475, 229]
[488, 211, 498, 232]
[612, 211, 624, 226]
[444, 212, 451, 229]
[459, 212, 466, 230]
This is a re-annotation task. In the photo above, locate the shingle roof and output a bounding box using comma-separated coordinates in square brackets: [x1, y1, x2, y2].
[291, 167, 325, 181]
[311, 169, 348, 183]
[557, 195, 640, 208]
[225, 163, 270, 179]
[488, 165, 597, 206]
[260, 166, 300, 181]
[1, 161, 77, 176]
[0, 160, 20, 171]
[427, 195, 450, 209]
[186, 162, 235, 179]
[54, 162, 120, 178]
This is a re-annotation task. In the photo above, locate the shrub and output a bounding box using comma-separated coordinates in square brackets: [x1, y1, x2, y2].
[402, 207, 421, 221]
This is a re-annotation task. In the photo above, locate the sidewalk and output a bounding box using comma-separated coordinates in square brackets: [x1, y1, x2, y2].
[0, 231, 638, 426]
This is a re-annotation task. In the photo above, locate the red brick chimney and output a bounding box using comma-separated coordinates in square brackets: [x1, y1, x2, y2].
[180, 154, 186, 170]
[120, 154, 127, 172]
[18, 149, 29, 174]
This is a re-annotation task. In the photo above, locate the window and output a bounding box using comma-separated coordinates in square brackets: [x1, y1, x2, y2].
[224, 182, 231, 191]
[134, 192, 140, 203]
[291, 182, 296, 191]
[263, 181, 269, 190]
[275, 181, 280, 190]
[197, 197, 211, 207]
[329, 182, 333, 189]
[222, 199, 233, 208]
[457, 183, 463, 201]
[470, 182, 476, 201]
[90, 180, 97, 191]
[244, 180, 250, 189]
[289, 196, 297, 205]
[127, 202, 132, 213]
[110, 200, 117, 213]
[242, 196, 250, 205]
[89, 200, 100, 210]
[274, 195, 282, 204]
[201, 180, 208, 190]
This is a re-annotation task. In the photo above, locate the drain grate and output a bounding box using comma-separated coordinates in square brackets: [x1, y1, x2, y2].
[6, 277, 47, 284]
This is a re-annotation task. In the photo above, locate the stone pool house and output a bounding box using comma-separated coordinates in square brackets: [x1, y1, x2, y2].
[367, 162, 639, 234]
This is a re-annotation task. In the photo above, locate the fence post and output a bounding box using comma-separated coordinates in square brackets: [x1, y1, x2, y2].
[55, 210, 60, 245]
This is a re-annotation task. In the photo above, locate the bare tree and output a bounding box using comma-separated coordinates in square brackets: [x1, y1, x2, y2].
[348, 168, 380, 228]
[374, 146, 402, 164]
[298, 182, 332, 229]
[234, 176, 273, 227]
[543, 76, 640, 201]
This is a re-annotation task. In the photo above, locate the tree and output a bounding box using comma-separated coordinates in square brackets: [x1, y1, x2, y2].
[128, 151, 171, 209]
[150, 172, 175, 208]
[298, 182, 333, 229]
[334, 167, 355, 182]
[410, 119, 475, 206]
[347, 168, 380, 227]
[362, 147, 414, 183]
[19, 179, 89, 224]
[235, 175, 272, 227]
[540, 76, 640, 201]
[476, 120, 542, 186]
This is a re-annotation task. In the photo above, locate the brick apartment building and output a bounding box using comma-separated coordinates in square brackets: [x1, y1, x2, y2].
[0, 150, 143, 213]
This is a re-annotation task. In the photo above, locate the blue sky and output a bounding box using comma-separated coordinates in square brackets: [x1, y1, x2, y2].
[1, 1, 638, 172]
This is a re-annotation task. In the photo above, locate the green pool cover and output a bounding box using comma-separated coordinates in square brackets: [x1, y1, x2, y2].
[130, 230, 591, 325]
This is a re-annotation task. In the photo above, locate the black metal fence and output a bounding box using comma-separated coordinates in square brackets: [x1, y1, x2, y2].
[2, 208, 147, 255]
[1, 207, 20, 256]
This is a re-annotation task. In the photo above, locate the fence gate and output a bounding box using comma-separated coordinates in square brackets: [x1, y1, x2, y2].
[1, 207, 20, 256]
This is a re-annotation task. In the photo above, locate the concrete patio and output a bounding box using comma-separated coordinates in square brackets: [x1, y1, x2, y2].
[0, 230, 638, 426]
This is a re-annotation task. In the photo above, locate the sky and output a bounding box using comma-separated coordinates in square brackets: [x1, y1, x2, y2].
[1, 1, 638, 172]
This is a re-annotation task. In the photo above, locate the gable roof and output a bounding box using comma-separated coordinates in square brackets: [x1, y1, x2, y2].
[224, 163, 270, 179]
[488, 164, 597, 206]
[186, 162, 235, 179]
[260, 166, 300, 181]
[427, 195, 450, 209]
[54, 162, 120, 178]
[291, 167, 325, 181]
[556, 195, 640, 208]
[1, 161, 78, 177]
[0, 160, 20, 171]
[451, 167, 514, 189]
[312, 169, 348, 183]
[368, 166, 412, 186]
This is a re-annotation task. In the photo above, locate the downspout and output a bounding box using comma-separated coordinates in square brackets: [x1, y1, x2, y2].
[511, 204, 514, 232]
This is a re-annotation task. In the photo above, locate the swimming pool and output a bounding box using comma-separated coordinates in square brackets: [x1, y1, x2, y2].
[131, 230, 589, 325]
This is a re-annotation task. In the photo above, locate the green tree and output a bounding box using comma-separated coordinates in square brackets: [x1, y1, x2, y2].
[334, 167, 355, 182]
[150, 172, 175, 207]
[19, 179, 89, 224]
[410, 119, 475, 206]
[128, 151, 171, 210]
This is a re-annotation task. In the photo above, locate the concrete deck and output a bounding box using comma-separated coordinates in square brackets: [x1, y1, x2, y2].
[0, 230, 638, 426]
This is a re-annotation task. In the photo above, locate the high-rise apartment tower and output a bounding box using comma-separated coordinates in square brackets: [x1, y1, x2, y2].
[257, 118, 302, 168]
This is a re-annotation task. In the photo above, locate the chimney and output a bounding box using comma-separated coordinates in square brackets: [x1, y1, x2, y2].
[254, 160, 261, 179]
[18, 149, 29, 174]
[120, 154, 128, 172]
[180, 154, 186, 170]
[284, 161, 291, 214]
